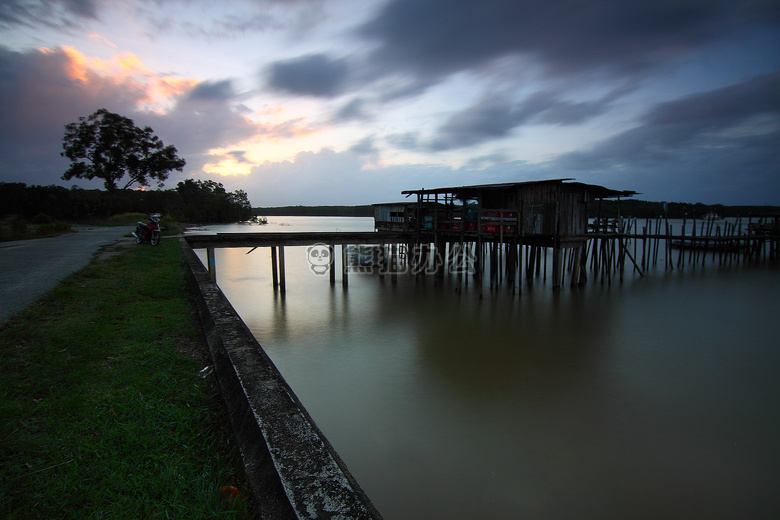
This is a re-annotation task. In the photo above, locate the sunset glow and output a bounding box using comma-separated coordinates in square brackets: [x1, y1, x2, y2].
[55, 46, 198, 112]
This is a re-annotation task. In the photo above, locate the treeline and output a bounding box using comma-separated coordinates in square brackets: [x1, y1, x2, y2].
[253, 205, 374, 217]
[0, 180, 252, 223]
[588, 200, 779, 219]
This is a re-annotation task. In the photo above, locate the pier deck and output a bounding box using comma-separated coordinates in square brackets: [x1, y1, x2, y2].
[184, 231, 409, 248]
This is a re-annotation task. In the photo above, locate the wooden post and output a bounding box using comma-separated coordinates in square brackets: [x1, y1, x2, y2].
[378, 245, 386, 279]
[329, 245, 336, 286]
[341, 244, 348, 287]
[517, 240, 523, 293]
[552, 244, 563, 289]
[507, 242, 517, 288]
[278, 246, 286, 293]
[271, 246, 278, 289]
[207, 247, 216, 281]
[571, 246, 581, 287]
[391, 243, 397, 285]
[490, 242, 497, 288]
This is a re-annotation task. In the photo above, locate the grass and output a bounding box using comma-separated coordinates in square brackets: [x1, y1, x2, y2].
[0, 213, 183, 242]
[0, 238, 253, 519]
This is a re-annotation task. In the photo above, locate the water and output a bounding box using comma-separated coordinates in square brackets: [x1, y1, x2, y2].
[190, 217, 780, 519]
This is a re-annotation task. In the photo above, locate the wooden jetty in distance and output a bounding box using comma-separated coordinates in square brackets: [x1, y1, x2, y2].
[391, 179, 637, 289]
[184, 179, 779, 293]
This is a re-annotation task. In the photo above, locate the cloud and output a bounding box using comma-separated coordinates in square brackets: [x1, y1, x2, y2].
[89, 33, 117, 47]
[227, 150, 249, 162]
[334, 98, 369, 123]
[216, 147, 562, 207]
[266, 53, 349, 97]
[556, 72, 780, 171]
[0, 45, 146, 187]
[428, 91, 614, 151]
[360, 0, 780, 87]
[431, 96, 526, 150]
[348, 136, 379, 158]
[184, 79, 235, 102]
[548, 72, 780, 204]
[0, 46, 261, 188]
[645, 72, 780, 128]
[145, 0, 330, 39]
[0, 0, 100, 29]
[217, 148, 484, 206]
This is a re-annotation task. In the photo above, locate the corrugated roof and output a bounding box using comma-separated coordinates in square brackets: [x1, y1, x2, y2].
[400, 179, 636, 199]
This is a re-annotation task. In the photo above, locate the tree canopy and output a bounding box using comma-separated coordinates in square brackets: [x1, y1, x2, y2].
[176, 179, 252, 222]
[61, 109, 185, 192]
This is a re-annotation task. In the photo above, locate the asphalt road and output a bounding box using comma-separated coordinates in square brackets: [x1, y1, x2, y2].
[0, 226, 131, 325]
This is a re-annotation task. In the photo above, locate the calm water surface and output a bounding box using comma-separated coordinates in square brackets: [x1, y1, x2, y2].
[191, 217, 780, 519]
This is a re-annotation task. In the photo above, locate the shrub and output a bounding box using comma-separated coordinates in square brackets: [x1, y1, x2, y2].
[34, 222, 72, 236]
[31, 213, 54, 224]
[107, 212, 148, 226]
[0, 215, 28, 241]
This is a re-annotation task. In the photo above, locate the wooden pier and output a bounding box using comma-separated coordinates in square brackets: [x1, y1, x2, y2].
[185, 231, 410, 291]
[184, 181, 778, 293]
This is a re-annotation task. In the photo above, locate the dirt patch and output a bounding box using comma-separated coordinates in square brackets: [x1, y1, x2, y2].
[95, 237, 136, 261]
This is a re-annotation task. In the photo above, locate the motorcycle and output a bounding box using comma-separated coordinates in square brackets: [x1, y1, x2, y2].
[132, 215, 161, 246]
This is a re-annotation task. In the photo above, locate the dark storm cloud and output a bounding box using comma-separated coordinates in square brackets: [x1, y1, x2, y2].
[0, 0, 100, 28]
[360, 0, 780, 82]
[430, 91, 613, 151]
[184, 79, 235, 102]
[556, 72, 780, 171]
[334, 98, 369, 122]
[0, 46, 142, 186]
[645, 73, 780, 127]
[386, 131, 420, 150]
[227, 150, 249, 163]
[348, 136, 375, 154]
[266, 53, 349, 97]
[431, 97, 526, 151]
[0, 46, 260, 188]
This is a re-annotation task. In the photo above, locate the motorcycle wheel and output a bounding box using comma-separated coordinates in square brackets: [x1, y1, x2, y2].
[150, 232, 160, 246]
[135, 234, 143, 244]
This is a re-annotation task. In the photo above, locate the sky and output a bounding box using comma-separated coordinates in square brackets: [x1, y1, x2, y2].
[1, 0, 779, 207]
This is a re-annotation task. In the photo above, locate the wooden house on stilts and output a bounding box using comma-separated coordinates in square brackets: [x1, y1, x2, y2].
[375, 179, 637, 289]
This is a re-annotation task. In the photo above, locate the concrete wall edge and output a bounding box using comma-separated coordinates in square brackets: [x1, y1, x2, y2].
[180, 240, 382, 519]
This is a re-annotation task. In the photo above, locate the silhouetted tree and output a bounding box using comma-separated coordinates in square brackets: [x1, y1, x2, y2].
[61, 109, 185, 215]
[176, 179, 252, 222]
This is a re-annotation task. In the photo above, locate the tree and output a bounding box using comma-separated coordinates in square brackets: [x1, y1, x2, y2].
[176, 179, 252, 222]
[61, 109, 185, 214]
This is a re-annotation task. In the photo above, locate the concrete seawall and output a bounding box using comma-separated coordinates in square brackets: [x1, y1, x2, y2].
[181, 241, 382, 519]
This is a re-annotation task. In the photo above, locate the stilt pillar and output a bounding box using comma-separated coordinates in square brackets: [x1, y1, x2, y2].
[207, 247, 216, 281]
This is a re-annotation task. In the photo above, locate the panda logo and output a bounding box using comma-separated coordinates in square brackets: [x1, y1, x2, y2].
[307, 244, 331, 275]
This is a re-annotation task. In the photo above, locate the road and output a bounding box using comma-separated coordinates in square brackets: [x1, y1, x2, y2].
[0, 227, 131, 325]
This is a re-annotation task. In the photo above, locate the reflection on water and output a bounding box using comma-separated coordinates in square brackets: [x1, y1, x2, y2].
[193, 218, 780, 519]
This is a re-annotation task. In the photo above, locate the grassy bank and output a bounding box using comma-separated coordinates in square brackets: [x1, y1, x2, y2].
[0, 213, 183, 242]
[0, 238, 252, 519]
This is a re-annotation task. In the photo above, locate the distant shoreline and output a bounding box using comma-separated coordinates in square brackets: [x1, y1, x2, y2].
[252, 202, 779, 219]
[253, 205, 374, 217]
